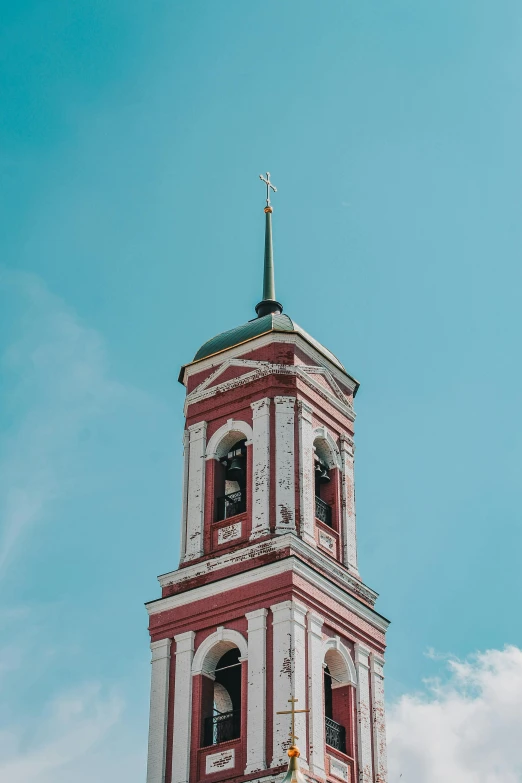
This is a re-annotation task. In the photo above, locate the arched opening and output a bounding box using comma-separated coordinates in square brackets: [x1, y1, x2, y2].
[202, 648, 242, 746]
[314, 438, 339, 530]
[214, 438, 247, 521]
[323, 648, 355, 756]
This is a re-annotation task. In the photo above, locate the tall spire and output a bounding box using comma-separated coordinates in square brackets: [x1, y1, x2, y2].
[255, 172, 283, 318]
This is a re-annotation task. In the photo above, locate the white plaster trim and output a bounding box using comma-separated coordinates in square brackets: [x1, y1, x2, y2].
[323, 636, 357, 686]
[307, 611, 326, 778]
[182, 422, 207, 563]
[156, 532, 379, 607]
[146, 638, 171, 783]
[274, 396, 296, 534]
[355, 641, 373, 783]
[205, 418, 254, 460]
[250, 398, 271, 539]
[245, 608, 268, 773]
[184, 358, 355, 422]
[182, 331, 357, 394]
[298, 400, 316, 548]
[179, 431, 190, 564]
[313, 426, 342, 469]
[192, 626, 248, 676]
[172, 631, 195, 783]
[270, 599, 308, 768]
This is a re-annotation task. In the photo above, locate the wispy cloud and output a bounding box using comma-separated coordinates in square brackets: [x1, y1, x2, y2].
[0, 683, 124, 783]
[387, 645, 522, 783]
[0, 269, 140, 575]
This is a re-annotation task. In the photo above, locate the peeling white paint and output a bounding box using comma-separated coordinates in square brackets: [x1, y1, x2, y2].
[274, 397, 296, 534]
[340, 434, 358, 574]
[251, 398, 271, 540]
[146, 639, 171, 783]
[205, 748, 235, 773]
[297, 401, 316, 547]
[172, 631, 195, 783]
[270, 600, 308, 768]
[217, 522, 242, 544]
[370, 653, 388, 783]
[355, 642, 373, 783]
[245, 608, 268, 773]
[183, 422, 207, 562]
[307, 612, 326, 778]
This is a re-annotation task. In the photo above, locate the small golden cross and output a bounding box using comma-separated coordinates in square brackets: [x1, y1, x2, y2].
[276, 697, 310, 745]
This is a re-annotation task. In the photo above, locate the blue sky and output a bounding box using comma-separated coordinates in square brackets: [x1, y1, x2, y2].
[1, 2, 521, 780]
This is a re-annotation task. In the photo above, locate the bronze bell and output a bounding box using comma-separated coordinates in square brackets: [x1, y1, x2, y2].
[226, 456, 245, 484]
[319, 466, 331, 483]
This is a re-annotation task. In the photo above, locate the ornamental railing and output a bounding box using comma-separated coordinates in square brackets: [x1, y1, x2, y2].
[325, 716, 346, 753]
[315, 496, 333, 527]
[216, 489, 246, 521]
[203, 709, 241, 747]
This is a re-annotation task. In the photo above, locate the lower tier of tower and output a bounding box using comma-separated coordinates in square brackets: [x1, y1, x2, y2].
[145, 554, 389, 783]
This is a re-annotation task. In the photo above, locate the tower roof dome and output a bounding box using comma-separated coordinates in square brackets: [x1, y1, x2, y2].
[192, 311, 346, 373]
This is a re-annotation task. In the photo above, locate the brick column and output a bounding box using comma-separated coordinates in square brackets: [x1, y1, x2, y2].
[274, 396, 296, 535]
[146, 639, 171, 783]
[183, 422, 207, 562]
[298, 401, 316, 547]
[340, 434, 359, 574]
[172, 631, 195, 783]
[307, 611, 326, 778]
[355, 643, 373, 783]
[270, 600, 308, 767]
[371, 653, 388, 783]
[245, 607, 268, 772]
[250, 398, 271, 540]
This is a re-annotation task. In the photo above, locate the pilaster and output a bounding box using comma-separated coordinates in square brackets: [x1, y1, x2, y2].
[298, 401, 316, 547]
[355, 642, 373, 783]
[179, 430, 190, 563]
[307, 611, 326, 778]
[340, 434, 359, 574]
[250, 398, 271, 540]
[146, 638, 171, 783]
[183, 422, 207, 562]
[370, 653, 388, 783]
[172, 631, 195, 783]
[274, 396, 296, 534]
[270, 599, 308, 767]
[245, 608, 268, 773]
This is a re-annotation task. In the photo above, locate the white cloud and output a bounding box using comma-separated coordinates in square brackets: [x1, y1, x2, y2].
[0, 683, 126, 783]
[0, 269, 142, 575]
[387, 645, 522, 783]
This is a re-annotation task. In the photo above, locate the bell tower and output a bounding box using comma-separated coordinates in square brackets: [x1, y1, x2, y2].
[145, 175, 389, 783]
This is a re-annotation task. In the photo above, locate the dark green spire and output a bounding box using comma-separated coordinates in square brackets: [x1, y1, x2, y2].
[256, 172, 283, 317]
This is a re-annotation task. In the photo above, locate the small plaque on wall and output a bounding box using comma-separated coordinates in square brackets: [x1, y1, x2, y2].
[328, 754, 350, 782]
[217, 522, 242, 544]
[205, 748, 235, 773]
[319, 529, 335, 552]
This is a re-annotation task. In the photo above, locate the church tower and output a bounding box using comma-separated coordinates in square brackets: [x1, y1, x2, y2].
[145, 175, 389, 783]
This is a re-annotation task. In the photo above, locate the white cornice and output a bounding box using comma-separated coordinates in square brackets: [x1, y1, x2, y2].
[147, 555, 389, 634]
[182, 331, 357, 394]
[184, 358, 355, 421]
[158, 533, 375, 602]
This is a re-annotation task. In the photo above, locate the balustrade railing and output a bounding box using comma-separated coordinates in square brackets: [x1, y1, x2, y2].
[315, 495, 333, 527]
[203, 709, 241, 747]
[325, 716, 346, 753]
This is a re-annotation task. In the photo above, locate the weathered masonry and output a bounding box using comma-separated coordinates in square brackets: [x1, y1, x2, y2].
[145, 177, 389, 783]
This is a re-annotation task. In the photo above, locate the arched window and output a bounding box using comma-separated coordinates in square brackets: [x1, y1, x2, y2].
[313, 436, 340, 531]
[202, 647, 242, 746]
[323, 647, 355, 757]
[215, 439, 247, 521]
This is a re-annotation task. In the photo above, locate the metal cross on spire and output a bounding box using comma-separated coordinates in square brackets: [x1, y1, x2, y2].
[276, 697, 310, 746]
[259, 171, 277, 207]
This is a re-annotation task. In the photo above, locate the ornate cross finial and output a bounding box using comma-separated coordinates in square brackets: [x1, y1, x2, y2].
[259, 171, 277, 208]
[276, 697, 310, 746]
